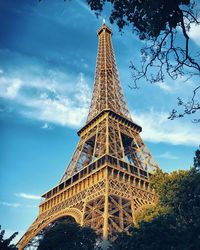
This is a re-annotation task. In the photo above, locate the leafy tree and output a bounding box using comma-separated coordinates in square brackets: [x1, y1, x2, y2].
[150, 168, 190, 210]
[194, 146, 200, 170]
[28, 217, 99, 250]
[110, 214, 180, 250]
[0, 226, 18, 250]
[134, 203, 167, 225]
[109, 231, 131, 250]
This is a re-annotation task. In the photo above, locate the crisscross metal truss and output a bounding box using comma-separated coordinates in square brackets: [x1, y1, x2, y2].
[18, 168, 156, 249]
[17, 24, 160, 250]
[60, 111, 158, 182]
[87, 24, 131, 122]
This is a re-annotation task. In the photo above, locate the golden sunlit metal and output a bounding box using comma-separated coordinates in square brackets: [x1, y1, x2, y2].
[17, 24, 159, 249]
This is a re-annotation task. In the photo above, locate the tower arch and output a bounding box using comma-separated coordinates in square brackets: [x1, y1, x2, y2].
[22, 208, 83, 249]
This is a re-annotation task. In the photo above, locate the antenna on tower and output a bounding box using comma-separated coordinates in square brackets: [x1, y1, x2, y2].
[103, 18, 106, 24]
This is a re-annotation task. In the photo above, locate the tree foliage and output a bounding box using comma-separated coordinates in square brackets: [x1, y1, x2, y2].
[134, 203, 167, 225]
[110, 214, 180, 250]
[110, 149, 200, 249]
[0, 226, 18, 250]
[28, 217, 99, 250]
[194, 146, 200, 170]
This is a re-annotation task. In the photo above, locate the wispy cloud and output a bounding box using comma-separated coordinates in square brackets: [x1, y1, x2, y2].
[189, 23, 200, 46]
[41, 122, 53, 130]
[0, 201, 21, 208]
[154, 76, 198, 94]
[15, 193, 41, 200]
[157, 151, 179, 160]
[0, 77, 22, 98]
[0, 68, 91, 128]
[132, 109, 200, 146]
[155, 82, 173, 93]
[0, 199, 38, 210]
[21, 82, 90, 127]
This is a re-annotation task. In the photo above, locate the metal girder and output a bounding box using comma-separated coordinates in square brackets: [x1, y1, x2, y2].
[17, 23, 159, 250]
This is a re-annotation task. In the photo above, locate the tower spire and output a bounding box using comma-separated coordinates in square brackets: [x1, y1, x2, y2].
[87, 23, 131, 122]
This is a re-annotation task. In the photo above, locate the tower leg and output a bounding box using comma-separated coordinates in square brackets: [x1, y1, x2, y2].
[103, 174, 109, 239]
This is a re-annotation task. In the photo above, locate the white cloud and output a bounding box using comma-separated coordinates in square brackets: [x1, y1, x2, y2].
[0, 76, 22, 98]
[154, 76, 198, 94]
[0, 201, 21, 207]
[157, 151, 179, 160]
[132, 109, 200, 146]
[42, 123, 49, 129]
[6, 79, 22, 98]
[15, 193, 41, 200]
[155, 82, 173, 93]
[21, 91, 89, 128]
[26, 204, 38, 208]
[0, 71, 91, 128]
[41, 122, 53, 130]
[0, 200, 38, 210]
[189, 23, 200, 46]
[21, 73, 91, 127]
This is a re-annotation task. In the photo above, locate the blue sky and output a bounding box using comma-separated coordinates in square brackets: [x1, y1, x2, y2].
[0, 0, 200, 242]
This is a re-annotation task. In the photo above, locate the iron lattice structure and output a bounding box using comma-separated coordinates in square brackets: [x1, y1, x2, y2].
[17, 24, 159, 249]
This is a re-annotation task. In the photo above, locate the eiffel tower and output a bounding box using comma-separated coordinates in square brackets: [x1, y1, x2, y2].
[17, 23, 159, 249]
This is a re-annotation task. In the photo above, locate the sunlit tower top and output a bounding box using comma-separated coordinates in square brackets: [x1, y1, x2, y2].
[87, 23, 132, 122]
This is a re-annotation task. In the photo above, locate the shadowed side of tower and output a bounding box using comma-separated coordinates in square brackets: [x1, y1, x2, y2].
[17, 24, 159, 250]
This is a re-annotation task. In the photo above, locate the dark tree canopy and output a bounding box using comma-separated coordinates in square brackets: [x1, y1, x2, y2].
[27, 217, 99, 250]
[0, 226, 18, 250]
[88, 0, 192, 36]
[194, 146, 200, 170]
[110, 214, 180, 250]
